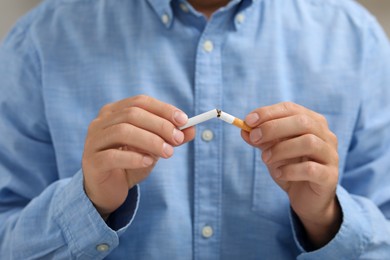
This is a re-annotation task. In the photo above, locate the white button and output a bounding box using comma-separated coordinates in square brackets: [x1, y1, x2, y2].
[161, 14, 170, 25]
[203, 40, 214, 52]
[202, 225, 213, 238]
[96, 243, 110, 252]
[201, 130, 214, 142]
[180, 3, 189, 13]
[236, 13, 245, 24]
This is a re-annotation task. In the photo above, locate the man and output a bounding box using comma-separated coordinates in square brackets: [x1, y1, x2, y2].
[0, 0, 389, 258]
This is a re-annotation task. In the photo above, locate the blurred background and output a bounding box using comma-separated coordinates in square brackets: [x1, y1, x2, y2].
[359, 0, 390, 37]
[0, 0, 389, 39]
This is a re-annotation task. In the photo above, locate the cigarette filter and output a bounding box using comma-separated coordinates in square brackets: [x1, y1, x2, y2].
[218, 111, 252, 132]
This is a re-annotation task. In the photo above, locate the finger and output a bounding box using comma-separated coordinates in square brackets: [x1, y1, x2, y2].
[95, 107, 185, 145]
[249, 114, 331, 145]
[242, 130, 287, 151]
[92, 149, 156, 173]
[262, 134, 337, 165]
[181, 126, 196, 143]
[94, 123, 174, 158]
[275, 161, 338, 186]
[267, 157, 302, 170]
[241, 129, 251, 145]
[98, 95, 188, 126]
[245, 102, 326, 128]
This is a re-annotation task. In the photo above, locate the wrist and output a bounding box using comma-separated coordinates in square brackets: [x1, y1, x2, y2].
[83, 180, 114, 221]
[94, 206, 111, 221]
[299, 197, 342, 249]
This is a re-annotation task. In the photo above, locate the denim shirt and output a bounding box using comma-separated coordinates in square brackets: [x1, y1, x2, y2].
[0, 0, 390, 259]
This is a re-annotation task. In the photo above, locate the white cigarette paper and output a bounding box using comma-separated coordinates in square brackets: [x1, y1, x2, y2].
[219, 111, 252, 132]
[218, 111, 235, 124]
[179, 109, 219, 130]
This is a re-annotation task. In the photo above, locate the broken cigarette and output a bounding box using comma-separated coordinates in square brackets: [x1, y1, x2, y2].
[218, 110, 252, 132]
[179, 109, 252, 132]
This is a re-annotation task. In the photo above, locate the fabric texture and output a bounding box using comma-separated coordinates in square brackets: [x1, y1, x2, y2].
[0, 0, 390, 258]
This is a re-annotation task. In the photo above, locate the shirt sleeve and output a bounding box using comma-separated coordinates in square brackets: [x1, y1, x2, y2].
[290, 16, 390, 259]
[0, 18, 139, 259]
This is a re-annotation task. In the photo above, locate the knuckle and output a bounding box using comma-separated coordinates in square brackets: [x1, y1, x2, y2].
[133, 94, 150, 105]
[262, 109, 273, 121]
[329, 131, 338, 147]
[124, 107, 142, 122]
[304, 161, 317, 178]
[99, 103, 113, 115]
[88, 118, 100, 132]
[297, 114, 311, 131]
[304, 161, 330, 183]
[255, 106, 271, 122]
[115, 123, 132, 139]
[281, 101, 297, 112]
[256, 107, 267, 116]
[318, 115, 330, 130]
[304, 134, 319, 150]
[317, 113, 327, 124]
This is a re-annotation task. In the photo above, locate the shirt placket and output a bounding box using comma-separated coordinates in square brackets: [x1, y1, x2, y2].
[193, 19, 224, 260]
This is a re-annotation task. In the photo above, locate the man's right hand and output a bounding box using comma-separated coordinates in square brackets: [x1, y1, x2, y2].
[82, 95, 195, 219]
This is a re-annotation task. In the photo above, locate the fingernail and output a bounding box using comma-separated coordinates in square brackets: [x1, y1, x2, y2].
[245, 113, 259, 126]
[263, 150, 272, 162]
[250, 128, 262, 143]
[173, 128, 184, 144]
[142, 156, 154, 167]
[163, 143, 174, 157]
[174, 111, 188, 125]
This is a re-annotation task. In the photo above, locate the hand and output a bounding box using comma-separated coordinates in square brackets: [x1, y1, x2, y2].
[82, 95, 195, 219]
[242, 102, 341, 248]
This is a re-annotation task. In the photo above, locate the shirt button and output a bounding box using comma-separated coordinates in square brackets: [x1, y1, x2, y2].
[96, 243, 110, 252]
[202, 225, 214, 238]
[236, 13, 245, 24]
[201, 129, 214, 142]
[180, 3, 189, 13]
[203, 40, 214, 52]
[161, 13, 170, 25]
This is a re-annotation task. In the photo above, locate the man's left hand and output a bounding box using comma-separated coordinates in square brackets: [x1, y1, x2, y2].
[242, 102, 341, 249]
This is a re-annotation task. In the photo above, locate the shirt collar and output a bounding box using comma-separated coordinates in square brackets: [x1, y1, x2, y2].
[147, 0, 174, 28]
[146, 0, 258, 29]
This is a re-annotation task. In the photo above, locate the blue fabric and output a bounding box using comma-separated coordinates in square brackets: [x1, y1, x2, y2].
[0, 0, 390, 258]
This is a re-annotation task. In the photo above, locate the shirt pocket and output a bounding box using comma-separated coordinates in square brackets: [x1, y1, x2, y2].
[251, 100, 344, 223]
[251, 148, 290, 223]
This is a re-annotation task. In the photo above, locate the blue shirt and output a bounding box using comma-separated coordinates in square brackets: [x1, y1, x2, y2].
[0, 0, 390, 259]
